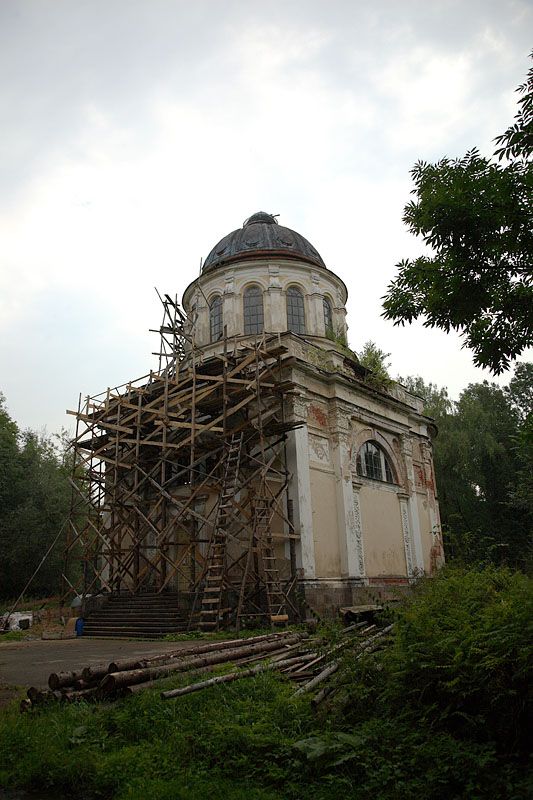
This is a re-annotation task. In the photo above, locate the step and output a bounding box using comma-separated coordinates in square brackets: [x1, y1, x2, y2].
[107, 593, 181, 599]
[83, 625, 186, 635]
[95, 603, 181, 614]
[86, 616, 184, 625]
[103, 603, 181, 614]
[82, 630, 186, 639]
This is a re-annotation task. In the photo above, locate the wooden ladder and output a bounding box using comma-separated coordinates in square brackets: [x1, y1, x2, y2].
[199, 432, 243, 630]
[255, 497, 289, 625]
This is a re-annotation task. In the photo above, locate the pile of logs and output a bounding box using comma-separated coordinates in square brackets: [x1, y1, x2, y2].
[21, 624, 393, 712]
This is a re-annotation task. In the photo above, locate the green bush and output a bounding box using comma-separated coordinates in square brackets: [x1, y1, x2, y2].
[0, 568, 530, 799]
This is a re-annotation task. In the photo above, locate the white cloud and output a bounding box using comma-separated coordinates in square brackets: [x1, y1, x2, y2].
[0, 0, 531, 431]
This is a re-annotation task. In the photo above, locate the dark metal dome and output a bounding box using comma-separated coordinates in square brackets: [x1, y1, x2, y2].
[202, 212, 326, 272]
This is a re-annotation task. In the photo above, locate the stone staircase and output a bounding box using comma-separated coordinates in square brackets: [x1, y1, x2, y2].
[82, 593, 188, 639]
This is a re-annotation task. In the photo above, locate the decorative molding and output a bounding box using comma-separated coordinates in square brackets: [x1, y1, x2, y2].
[350, 483, 366, 577]
[291, 395, 309, 421]
[308, 434, 331, 465]
[398, 494, 415, 578]
[268, 264, 282, 289]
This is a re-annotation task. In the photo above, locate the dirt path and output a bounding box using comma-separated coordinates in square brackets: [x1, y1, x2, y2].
[0, 637, 201, 693]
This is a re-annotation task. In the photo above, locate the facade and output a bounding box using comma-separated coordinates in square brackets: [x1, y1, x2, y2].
[182, 212, 445, 613]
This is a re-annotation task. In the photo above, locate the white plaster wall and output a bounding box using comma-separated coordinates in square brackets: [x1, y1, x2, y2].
[309, 467, 342, 577]
[182, 257, 348, 346]
[359, 486, 407, 577]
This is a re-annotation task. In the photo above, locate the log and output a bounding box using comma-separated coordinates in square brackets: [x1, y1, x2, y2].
[293, 624, 394, 698]
[27, 686, 42, 703]
[107, 631, 299, 673]
[230, 646, 294, 666]
[292, 661, 339, 697]
[311, 686, 335, 707]
[161, 654, 313, 699]
[341, 621, 370, 634]
[101, 634, 305, 693]
[82, 664, 112, 682]
[123, 679, 162, 695]
[60, 686, 99, 703]
[27, 687, 62, 705]
[292, 653, 325, 673]
[48, 669, 85, 691]
[72, 679, 95, 691]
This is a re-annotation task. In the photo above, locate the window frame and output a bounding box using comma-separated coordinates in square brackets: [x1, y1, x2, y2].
[243, 285, 264, 335]
[323, 295, 333, 335]
[356, 441, 396, 484]
[209, 294, 223, 342]
[286, 285, 306, 335]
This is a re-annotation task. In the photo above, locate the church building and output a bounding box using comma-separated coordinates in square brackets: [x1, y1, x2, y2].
[181, 211, 444, 612]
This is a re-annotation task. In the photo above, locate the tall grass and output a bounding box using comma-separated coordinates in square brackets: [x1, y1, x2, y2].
[0, 567, 530, 800]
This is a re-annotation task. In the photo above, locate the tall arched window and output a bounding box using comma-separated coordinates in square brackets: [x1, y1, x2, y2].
[209, 295, 223, 342]
[244, 286, 264, 335]
[356, 441, 395, 483]
[323, 296, 333, 335]
[286, 287, 305, 334]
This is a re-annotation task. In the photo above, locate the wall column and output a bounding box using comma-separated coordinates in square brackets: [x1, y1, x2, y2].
[266, 264, 284, 332]
[222, 269, 239, 337]
[309, 271, 324, 336]
[400, 435, 424, 573]
[350, 479, 366, 579]
[397, 491, 416, 578]
[330, 403, 366, 580]
[286, 397, 316, 579]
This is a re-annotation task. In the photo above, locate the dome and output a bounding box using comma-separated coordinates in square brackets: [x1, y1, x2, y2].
[202, 212, 326, 272]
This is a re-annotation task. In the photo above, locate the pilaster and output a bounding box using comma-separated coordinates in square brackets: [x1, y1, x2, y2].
[222, 269, 239, 337]
[266, 264, 284, 331]
[397, 491, 416, 578]
[330, 402, 366, 580]
[286, 396, 316, 578]
[400, 435, 424, 573]
[309, 271, 324, 336]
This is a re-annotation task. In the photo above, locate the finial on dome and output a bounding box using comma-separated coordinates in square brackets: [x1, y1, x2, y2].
[243, 212, 278, 227]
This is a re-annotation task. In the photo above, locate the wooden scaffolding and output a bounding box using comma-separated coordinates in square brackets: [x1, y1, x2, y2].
[62, 296, 302, 629]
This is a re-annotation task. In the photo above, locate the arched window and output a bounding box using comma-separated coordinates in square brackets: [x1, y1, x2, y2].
[286, 286, 305, 334]
[323, 296, 333, 335]
[356, 441, 395, 483]
[209, 295, 223, 342]
[244, 286, 264, 335]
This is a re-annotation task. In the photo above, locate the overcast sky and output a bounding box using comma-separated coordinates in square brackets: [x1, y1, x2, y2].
[1, 0, 531, 434]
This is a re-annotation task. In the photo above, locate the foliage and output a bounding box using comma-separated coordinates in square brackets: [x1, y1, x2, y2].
[401, 365, 532, 569]
[398, 374, 454, 418]
[383, 55, 533, 374]
[506, 361, 533, 423]
[325, 326, 359, 362]
[0, 569, 530, 800]
[0, 393, 77, 600]
[358, 340, 394, 389]
[325, 568, 532, 797]
[494, 52, 533, 161]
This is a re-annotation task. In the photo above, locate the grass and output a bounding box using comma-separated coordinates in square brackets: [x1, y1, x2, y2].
[0, 670, 318, 800]
[0, 630, 35, 642]
[0, 568, 530, 800]
[162, 625, 305, 643]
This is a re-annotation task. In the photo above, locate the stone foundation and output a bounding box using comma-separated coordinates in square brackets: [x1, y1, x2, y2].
[300, 577, 413, 619]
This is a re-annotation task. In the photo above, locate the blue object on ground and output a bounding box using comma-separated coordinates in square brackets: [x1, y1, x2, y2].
[75, 617, 85, 637]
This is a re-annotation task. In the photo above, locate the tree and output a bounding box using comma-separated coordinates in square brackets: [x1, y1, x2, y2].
[358, 340, 393, 389]
[383, 55, 533, 374]
[505, 361, 533, 423]
[397, 375, 454, 419]
[0, 397, 76, 599]
[401, 367, 532, 568]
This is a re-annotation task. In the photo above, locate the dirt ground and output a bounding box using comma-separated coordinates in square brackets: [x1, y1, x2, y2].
[0, 637, 198, 699]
